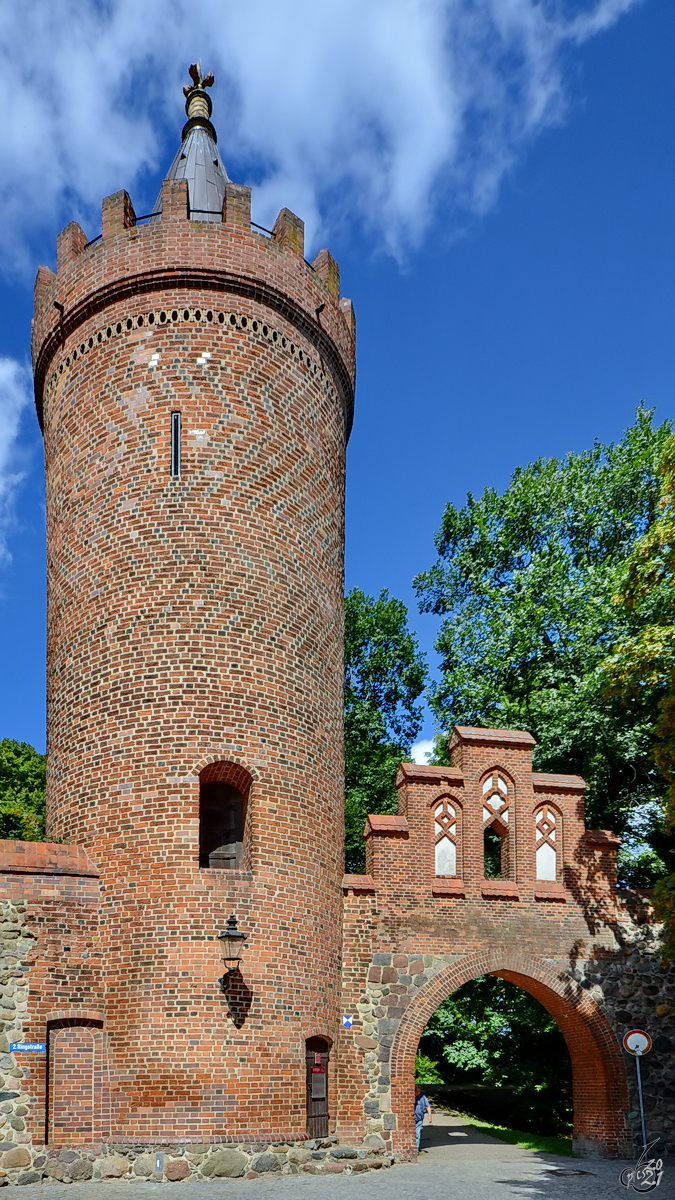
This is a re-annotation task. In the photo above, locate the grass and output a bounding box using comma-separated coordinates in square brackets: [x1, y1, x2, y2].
[449, 1110, 574, 1157]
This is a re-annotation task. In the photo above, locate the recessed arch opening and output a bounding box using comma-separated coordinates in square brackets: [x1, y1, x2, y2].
[481, 769, 513, 879]
[389, 951, 628, 1161]
[416, 974, 572, 1140]
[199, 761, 252, 869]
[46, 1018, 105, 1144]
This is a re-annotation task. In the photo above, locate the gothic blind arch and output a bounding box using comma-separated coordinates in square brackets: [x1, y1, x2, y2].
[534, 801, 562, 881]
[432, 793, 462, 876]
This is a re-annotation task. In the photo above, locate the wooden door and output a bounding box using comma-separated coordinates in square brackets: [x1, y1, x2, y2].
[305, 1037, 330, 1138]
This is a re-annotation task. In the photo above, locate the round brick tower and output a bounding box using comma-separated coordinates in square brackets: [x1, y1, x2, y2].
[32, 67, 355, 1142]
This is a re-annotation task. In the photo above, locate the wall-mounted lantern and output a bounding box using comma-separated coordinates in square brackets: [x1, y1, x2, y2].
[217, 914, 247, 991]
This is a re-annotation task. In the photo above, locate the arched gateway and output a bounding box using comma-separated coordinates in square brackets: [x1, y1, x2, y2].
[337, 725, 634, 1159]
[389, 949, 627, 1158]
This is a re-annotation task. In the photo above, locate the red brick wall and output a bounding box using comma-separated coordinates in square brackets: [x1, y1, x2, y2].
[31, 180, 355, 1142]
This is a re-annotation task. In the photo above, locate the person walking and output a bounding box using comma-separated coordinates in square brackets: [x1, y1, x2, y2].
[414, 1085, 432, 1151]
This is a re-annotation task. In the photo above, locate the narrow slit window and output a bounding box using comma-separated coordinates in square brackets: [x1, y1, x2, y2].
[171, 411, 181, 477]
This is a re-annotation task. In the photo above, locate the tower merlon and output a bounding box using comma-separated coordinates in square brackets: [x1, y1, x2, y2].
[102, 190, 137, 237]
[339, 297, 355, 338]
[56, 221, 87, 271]
[312, 248, 340, 298]
[223, 182, 252, 228]
[272, 208, 304, 257]
[160, 176, 190, 221]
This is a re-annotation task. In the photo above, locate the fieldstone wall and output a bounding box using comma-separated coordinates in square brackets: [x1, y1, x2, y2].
[0, 898, 37, 1167]
[0, 1137, 393, 1186]
[355, 950, 466, 1139]
[576, 918, 675, 1153]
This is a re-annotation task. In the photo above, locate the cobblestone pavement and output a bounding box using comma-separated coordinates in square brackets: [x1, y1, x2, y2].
[26, 1112, 669, 1200]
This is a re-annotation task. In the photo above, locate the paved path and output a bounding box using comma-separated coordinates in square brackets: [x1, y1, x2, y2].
[28, 1111, 668, 1200]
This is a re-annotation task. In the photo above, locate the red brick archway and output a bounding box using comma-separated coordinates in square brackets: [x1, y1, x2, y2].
[390, 948, 629, 1159]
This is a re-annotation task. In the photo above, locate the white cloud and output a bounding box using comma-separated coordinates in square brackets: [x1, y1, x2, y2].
[0, 359, 32, 561]
[411, 738, 435, 765]
[0, 0, 643, 267]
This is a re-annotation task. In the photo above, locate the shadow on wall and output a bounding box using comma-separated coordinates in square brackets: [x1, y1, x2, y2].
[563, 816, 675, 1150]
[221, 969, 252, 1029]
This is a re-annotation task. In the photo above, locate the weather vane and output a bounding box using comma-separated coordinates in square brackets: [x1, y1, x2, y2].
[184, 63, 214, 97]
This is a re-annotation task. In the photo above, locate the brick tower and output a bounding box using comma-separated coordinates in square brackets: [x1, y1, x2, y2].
[31, 66, 355, 1142]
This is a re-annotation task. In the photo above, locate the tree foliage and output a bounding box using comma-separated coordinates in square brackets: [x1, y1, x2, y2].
[344, 588, 427, 871]
[414, 409, 672, 872]
[419, 976, 571, 1134]
[0, 740, 46, 841]
[603, 433, 675, 957]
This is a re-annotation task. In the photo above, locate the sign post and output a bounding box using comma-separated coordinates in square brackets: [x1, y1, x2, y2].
[623, 1029, 653, 1151]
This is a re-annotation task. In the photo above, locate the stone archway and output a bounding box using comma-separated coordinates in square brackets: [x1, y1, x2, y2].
[389, 947, 629, 1160]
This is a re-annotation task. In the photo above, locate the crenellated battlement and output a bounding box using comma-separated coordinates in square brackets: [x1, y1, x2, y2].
[32, 176, 355, 432]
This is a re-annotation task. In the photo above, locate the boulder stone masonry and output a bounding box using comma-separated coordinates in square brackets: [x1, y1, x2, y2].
[0, 1138, 393, 1186]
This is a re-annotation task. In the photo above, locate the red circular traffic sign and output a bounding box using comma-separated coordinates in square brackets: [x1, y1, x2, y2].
[623, 1029, 652, 1056]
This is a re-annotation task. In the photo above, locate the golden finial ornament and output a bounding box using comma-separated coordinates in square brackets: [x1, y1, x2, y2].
[181, 63, 217, 140]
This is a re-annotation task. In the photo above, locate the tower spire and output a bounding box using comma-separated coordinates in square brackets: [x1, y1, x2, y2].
[155, 63, 230, 221]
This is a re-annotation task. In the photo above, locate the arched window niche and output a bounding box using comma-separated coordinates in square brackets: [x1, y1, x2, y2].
[481, 769, 513, 880]
[199, 761, 252, 870]
[534, 802, 561, 881]
[433, 794, 462, 877]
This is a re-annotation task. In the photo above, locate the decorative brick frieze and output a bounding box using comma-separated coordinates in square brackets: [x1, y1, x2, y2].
[43, 304, 342, 419]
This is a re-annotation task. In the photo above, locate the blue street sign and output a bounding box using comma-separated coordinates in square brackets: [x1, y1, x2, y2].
[10, 1042, 46, 1052]
[342, 1015, 353, 1028]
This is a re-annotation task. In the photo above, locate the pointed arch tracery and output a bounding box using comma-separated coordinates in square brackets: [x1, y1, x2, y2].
[535, 801, 561, 881]
[481, 769, 513, 879]
[432, 793, 461, 876]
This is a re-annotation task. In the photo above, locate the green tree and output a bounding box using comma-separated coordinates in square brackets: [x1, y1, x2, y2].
[414, 408, 672, 871]
[419, 976, 572, 1135]
[0, 740, 46, 841]
[344, 588, 427, 871]
[603, 433, 675, 956]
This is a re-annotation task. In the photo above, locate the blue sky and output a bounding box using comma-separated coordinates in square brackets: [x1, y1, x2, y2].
[0, 0, 672, 756]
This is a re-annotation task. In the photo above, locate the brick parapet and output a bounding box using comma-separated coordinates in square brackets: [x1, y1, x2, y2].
[0, 841, 99, 877]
